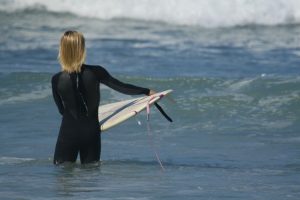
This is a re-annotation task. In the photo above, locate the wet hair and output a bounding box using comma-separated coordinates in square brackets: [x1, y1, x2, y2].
[58, 30, 86, 73]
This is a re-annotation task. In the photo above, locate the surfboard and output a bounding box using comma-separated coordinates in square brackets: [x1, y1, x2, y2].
[98, 89, 172, 131]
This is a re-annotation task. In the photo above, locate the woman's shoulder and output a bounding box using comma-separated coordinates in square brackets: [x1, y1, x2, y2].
[83, 64, 106, 71]
[51, 71, 69, 83]
[83, 64, 111, 81]
[83, 64, 110, 76]
[51, 71, 62, 81]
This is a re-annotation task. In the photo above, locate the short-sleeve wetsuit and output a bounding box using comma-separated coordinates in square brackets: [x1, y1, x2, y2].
[51, 64, 149, 164]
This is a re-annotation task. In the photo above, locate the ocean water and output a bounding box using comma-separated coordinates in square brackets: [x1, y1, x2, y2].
[1, 0, 300, 199]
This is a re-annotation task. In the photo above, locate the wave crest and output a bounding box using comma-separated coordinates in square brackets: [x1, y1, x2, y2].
[1, 0, 300, 27]
[0, 157, 35, 165]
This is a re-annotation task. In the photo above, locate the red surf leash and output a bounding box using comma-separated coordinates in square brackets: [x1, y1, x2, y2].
[145, 94, 173, 171]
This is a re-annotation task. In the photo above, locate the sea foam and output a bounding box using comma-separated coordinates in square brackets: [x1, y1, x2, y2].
[1, 0, 300, 27]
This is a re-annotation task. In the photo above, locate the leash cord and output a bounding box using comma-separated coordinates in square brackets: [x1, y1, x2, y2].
[146, 97, 165, 171]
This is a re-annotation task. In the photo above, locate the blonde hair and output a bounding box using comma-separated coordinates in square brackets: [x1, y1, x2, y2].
[58, 31, 86, 73]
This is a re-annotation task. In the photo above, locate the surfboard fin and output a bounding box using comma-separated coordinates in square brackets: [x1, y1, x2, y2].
[154, 103, 173, 122]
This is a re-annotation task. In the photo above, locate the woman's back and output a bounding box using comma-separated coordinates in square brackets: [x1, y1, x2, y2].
[52, 65, 100, 120]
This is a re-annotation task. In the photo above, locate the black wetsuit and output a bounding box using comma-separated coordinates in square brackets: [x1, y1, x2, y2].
[51, 64, 149, 164]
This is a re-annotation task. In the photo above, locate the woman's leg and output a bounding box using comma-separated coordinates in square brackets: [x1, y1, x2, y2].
[53, 139, 79, 165]
[79, 134, 101, 164]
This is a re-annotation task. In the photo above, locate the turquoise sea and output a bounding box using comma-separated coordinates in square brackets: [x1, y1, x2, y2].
[0, 0, 300, 199]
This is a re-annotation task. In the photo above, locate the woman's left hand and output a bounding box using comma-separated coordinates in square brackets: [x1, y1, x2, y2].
[148, 89, 156, 96]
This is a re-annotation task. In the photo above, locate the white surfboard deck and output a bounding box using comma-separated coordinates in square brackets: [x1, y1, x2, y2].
[98, 89, 172, 131]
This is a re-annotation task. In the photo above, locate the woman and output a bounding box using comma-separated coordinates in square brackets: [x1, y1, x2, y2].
[51, 30, 154, 165]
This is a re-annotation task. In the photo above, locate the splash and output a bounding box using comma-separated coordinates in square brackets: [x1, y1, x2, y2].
[1, 0, 300, 27]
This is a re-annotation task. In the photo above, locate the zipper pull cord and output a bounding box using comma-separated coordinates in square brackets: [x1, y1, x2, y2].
[76, 73, 89, 116]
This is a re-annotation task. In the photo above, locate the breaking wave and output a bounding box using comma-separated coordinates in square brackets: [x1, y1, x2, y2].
[1, 0, 300, 27]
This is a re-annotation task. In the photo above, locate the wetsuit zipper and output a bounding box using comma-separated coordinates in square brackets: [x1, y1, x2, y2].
[76, 73, 89, 117]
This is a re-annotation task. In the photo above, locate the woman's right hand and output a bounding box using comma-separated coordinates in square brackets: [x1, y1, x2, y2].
[148, 89, 156, 96]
